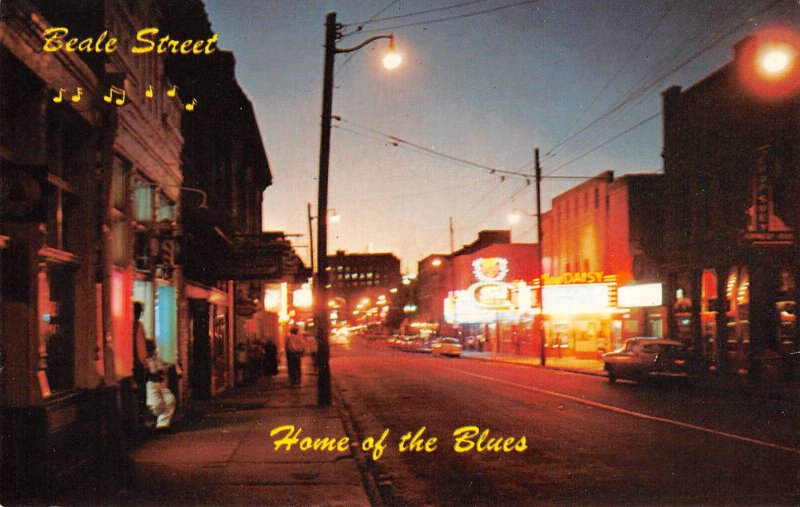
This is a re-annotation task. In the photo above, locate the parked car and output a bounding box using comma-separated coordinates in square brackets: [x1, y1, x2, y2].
[602, 337, 696, 383]
[431, 337, 462, 357]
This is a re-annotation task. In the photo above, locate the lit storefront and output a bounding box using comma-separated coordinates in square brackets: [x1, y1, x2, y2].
[617, 282, 666, 345]
[443, 255, 538, 354]
[538, 272, 622, 358]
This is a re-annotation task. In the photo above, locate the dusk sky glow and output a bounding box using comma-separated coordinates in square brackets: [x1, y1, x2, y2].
[203, 0, 797, 272]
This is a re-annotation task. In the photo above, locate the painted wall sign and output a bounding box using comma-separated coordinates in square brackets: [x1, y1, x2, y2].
[740, 146, 794, 245]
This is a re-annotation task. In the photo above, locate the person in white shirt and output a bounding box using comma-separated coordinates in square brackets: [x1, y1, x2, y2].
[145, 339, 176, 431]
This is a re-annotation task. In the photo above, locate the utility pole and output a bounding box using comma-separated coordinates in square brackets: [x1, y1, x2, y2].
[535, 148, 546, 367]
[307, 202, 315, 274]
[314, 12, 395, 405]
[449, 216, 454, 253]
[314, 12, 337, 406]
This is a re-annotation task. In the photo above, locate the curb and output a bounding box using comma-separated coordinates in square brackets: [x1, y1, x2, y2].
[332, 379, 385, 507]
[460, 353, 608, 378]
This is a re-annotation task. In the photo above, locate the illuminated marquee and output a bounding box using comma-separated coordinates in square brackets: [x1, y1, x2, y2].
[444, 281, 533, 324]
[617, 283, 663, 308]
[470, 281, 513, 310]
[472, 257, 509, 282]
[542, 284, 612, 314]
[541, 272, 605, 285]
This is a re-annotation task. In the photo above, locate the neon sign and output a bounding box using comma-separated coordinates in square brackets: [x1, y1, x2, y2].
[541, 272, 605, 285]
[472, 257, 509, 282]
[470, 281, 513, 310]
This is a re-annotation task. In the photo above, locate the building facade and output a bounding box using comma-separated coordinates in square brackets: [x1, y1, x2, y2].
[657, 35, 799, 377]
[0, 0, 292, 499]
[540, 172, 664, 358]
[327, 251, 402, 326]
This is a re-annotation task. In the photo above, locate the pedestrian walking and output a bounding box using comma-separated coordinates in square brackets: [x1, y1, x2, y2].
[285, 327, 305, 386]
[145, 339, 176, 432]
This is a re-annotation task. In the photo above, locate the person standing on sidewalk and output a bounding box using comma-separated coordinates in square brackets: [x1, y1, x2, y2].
[285, 327, 305, 386]
[145, 339, 176, 431]
[132, 302, 150, 425]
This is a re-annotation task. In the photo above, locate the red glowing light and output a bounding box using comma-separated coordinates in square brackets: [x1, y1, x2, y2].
[737, 28, 800, 99]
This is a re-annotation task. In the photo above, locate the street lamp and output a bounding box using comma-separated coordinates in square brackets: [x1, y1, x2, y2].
[737, 28, 800, 99]
[315, 12, 400, 405]
[507, 208, 535, 224]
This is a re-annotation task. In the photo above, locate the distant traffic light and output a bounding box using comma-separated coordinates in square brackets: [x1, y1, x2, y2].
[737, 28, 800, 99]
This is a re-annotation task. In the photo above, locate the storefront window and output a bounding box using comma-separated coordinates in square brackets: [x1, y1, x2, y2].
[42, 264, 76, 392]
[776, 267, 797, 351]
[156, 284, 177, 363]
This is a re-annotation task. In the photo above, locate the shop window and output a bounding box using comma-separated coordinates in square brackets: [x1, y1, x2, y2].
[42, 263, 76, 392]
[156, 193, 176, 222]
[135, 180, 154, 222]
[45, 106, 83, 253]
[156, 284, 178, 363]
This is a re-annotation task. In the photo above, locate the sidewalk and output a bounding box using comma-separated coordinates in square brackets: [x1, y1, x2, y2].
[121, 362, 373, 506]
[460, 350, 800, 404]
[461, 350, 606, 376]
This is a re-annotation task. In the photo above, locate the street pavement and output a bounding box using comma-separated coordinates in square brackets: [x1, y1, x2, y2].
[334, 344, 800, 506]
[461, 350, 800, 404]
[120, 360, 373, 506]
[112, 343, 799, 506]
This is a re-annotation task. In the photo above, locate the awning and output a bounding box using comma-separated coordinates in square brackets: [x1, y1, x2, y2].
[220, 233, 308, 281]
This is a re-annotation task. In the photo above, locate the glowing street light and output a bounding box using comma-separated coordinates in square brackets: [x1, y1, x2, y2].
[382, 39, 402, 70]
[508, 208, 535, 224]
[737, 29, 800, 98]
[758, 43, 793, 76]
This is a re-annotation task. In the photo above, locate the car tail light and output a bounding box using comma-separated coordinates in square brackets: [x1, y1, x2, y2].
[674, 359, 685, 365]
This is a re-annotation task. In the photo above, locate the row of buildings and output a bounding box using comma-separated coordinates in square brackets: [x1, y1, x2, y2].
[0, 0, 307, 500]
[410, 34, 799, 376]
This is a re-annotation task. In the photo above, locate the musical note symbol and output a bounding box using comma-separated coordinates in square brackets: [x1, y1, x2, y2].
[103, 85, 126, 106]
[145, 85, 154, 99]
[185, 98, 197, 112]
[71, 87, 83, 103]
[53, 88, 66, 103]
[166, 85, 178, 97]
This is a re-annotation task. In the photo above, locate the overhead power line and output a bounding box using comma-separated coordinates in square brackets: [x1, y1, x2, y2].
[534, 0, 783, 173]
[544, 111, 661, 177]
[344, 0, 492, 33]
[356, 0, 542, 35]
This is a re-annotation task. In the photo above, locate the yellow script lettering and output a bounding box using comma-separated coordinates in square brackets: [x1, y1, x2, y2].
[452, 425, 479, 453]
[132, 27, 158, 54]
[42, 27, 68, 52]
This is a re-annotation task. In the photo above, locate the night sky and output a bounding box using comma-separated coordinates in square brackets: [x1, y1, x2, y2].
[203, 0, 797, 271]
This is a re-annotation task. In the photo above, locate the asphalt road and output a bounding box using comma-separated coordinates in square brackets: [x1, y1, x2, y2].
[332, 341, 800, 506]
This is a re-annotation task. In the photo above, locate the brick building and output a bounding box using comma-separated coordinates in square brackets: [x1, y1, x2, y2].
[327, 251, 401, 325]
[656, 34, 799, 376]
[540, 172, 664, 357]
